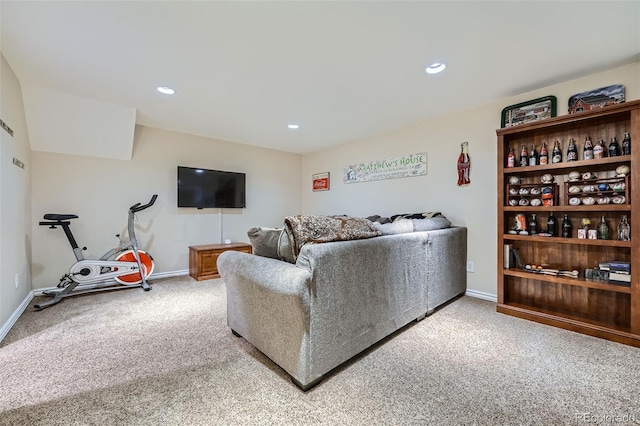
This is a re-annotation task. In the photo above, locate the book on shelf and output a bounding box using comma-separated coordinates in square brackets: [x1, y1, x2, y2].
[608, 272, 631, 285]
[609, 261, 631, 274]
[599, 261, 630, 274]
[504, 244, 513, 269]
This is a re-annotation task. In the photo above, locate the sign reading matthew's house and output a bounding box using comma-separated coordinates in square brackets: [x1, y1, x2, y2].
[343, 152, 427, 184]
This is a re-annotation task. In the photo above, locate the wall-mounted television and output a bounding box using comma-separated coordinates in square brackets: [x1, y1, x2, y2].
[177, 166, 246, 209]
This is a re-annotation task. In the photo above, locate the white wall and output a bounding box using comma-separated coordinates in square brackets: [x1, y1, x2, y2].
[30, 126, 301, 289]
[302, 62, 640, 298]
[11, 60, 640, 298]
[0, 53, 32, 327]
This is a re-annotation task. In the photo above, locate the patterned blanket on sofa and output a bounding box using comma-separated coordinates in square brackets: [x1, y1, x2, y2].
[283, 215, 381, 260]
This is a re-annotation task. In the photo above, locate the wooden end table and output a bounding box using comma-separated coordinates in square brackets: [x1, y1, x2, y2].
[188, 242, 252, 281]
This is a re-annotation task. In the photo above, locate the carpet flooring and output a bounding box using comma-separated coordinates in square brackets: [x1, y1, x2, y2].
[1, 276, 639, 425]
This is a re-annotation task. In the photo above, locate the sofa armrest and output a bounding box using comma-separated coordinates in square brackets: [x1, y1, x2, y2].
[422, 226, 467, 312]
[217, 250, 310, 297]
[217, 250, 314, 384]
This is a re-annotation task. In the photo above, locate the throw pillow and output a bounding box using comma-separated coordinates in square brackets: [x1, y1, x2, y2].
[372, 218, 414, 235]
[277, 229, 296, 264]
[366, 215, 392, 224]
[247, 227, 281, 259]
[412, 217, 452, 231]
[421, 211, 443, 218]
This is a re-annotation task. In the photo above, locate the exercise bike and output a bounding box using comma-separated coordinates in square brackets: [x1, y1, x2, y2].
[35, 194, 158, 310]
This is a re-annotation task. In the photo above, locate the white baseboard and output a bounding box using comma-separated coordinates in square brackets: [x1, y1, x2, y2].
[149, 269, 189, 280]
[465, 289, 497, 303]
[0, 290, 34, 344]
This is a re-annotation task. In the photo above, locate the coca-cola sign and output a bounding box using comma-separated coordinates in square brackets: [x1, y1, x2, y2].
[312, 172, 330, 191]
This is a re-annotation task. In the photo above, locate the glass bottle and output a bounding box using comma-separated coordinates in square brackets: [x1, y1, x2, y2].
[529, 144, 538, 166]
[593, 139, 605, 159]
[539, 143, 548, 165]
[567, 138, 578, 162]
[507, 147, 515, 168]
[621, 131, 631, 156]
[546, 211, 556, 236]
[617, 215, 631, 241]
[608, 137, 620, 157]
[529, 213, 538, 235]
[519, 144, 528, 167]
[597, 215, 609, 240]
[561, 214, 572, 238]
[583, 136, 594, 160]
[551, 140, 562, 163]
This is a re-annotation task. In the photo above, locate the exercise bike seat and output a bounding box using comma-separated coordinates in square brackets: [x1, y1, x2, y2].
[43, 214, 78, 221]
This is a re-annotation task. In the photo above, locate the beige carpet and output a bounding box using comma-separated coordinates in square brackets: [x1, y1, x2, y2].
[1, 276, 639, 425]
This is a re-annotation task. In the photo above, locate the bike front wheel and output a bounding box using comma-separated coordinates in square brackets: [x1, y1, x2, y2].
[114, 250, 155, 285]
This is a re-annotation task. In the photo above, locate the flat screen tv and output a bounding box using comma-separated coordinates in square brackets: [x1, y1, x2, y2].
[177, 166, 246, 208]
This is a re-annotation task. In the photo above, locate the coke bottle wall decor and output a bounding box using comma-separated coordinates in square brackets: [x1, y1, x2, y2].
[457, 141, 471, 186]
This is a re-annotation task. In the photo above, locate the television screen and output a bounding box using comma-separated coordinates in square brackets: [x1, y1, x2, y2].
[177, 166, 246, 208]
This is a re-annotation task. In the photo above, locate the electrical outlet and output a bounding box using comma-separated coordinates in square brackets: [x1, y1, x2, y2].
[14, 273, 20, 288]
[466, 261, 475, 273]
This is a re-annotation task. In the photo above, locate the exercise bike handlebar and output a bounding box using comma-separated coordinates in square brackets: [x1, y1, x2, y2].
[130, 194, 158, 213]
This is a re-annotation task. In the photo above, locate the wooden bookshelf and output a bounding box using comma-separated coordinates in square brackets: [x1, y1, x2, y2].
[497, 100, 640, 347]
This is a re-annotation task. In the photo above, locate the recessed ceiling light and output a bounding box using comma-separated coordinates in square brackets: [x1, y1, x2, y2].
[157, 86, 176, 95]
[287, 124, 299, 129]
[425, 63, 446, 74]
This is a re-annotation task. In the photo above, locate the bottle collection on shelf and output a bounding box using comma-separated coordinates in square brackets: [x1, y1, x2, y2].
[503, 130, 633, 282]
[506, 214, 631, 284]
[506, 130, 632, 240]
[507, 165, 631, 240]
[506, 131, 631, 168]
[509, 211, 631, 241]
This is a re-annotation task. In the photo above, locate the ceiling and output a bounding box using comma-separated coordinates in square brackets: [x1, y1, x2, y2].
[2, 1, 639, 155]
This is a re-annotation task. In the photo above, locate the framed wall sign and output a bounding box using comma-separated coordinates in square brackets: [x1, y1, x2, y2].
[312, 172, 330, 191]
[343, 152, 427, 184]
[501, 96, 557, 128]
[568, 84, 625, 114]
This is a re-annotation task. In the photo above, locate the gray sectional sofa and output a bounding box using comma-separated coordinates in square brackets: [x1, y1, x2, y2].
[217, 225, 467, 390]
